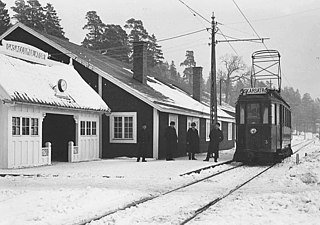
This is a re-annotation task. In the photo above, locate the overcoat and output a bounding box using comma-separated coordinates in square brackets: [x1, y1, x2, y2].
[186, 128, 199, 153]
[208, 128, 224, 154]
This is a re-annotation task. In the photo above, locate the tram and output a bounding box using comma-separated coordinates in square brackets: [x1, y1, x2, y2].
[233, 50, 292, 163]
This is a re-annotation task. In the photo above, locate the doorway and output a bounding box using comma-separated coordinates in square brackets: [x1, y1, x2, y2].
[42, 113, 75, 162]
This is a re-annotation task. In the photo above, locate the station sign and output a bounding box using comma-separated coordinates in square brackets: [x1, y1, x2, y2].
[0, 39, 49, 65]
[240, 87, 268, 95]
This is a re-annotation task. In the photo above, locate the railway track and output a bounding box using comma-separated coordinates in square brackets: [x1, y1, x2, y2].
[75, 139, 315, 225]
[179, 139, 316, 224]
[74, 161, 243, 225]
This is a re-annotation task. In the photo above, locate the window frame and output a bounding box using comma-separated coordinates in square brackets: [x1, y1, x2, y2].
[169, 114, 179, 137]
[110, 112, 137, 143]
[12, 116, 39, 136]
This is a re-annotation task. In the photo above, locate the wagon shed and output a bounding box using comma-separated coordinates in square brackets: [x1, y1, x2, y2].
[0, 39, 110, 169]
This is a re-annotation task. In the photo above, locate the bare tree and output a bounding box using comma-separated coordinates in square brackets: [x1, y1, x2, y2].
[219, 54, 246, 104]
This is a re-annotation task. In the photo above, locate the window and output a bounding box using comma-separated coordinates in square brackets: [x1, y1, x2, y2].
[80, 120, 97, 136]
[86, 121, 91, 135]
[110, 112, 137, 143]
[240, 104, 245, 124]
[92, 121, 97, 135]
[31, 118, 39, 135]
[12, 117, 20, 135]
[206, 119, 210, 141]
[276, 104, 280, 125]
[169, 114, 179, 136]
[22, 118, 30, 135]
[228, 123, 233, 140]
[12, 117, 38, 136]
[124, 116, 133, 138]
[263, 105, 269, 124]
[271, 104, 276, 124]
[187, 117, 200, 130]
[80, 121, 86, 135]
[247, 103, 260, 124]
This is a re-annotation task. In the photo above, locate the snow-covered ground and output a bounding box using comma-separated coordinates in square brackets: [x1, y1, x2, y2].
[0, 135, 319, 225]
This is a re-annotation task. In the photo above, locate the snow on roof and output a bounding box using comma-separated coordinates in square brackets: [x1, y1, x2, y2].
[0, 54, 110, 113]
[146, 77, 234, 121]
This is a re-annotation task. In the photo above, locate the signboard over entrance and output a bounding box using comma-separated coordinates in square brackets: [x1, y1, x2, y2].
[0, 40, 49, 65]
[240, 87, 268, 95]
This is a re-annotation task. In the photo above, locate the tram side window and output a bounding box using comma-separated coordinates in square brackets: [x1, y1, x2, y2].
[247, 103, 260, 124]
[263, 105, 268, 124]
[276, 104, 280, 125]
[240, 104, 245, 124]
[271, 104, 276, 124]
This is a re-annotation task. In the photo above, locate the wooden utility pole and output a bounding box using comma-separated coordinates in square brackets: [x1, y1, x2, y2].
[210, 12, 217, 129]
[209, 12, 268, 130]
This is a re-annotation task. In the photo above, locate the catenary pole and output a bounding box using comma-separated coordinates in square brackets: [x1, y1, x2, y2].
[210, 12, 218, 129]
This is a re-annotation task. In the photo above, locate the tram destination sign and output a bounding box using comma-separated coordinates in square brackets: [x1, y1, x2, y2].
[240, 87, 268, 95]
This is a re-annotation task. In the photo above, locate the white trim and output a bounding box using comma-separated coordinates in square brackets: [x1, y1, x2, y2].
[153, 108, 159, 159]
[228, 122, 233, 140]
[206, 119, 210, 141]
[109, 112, 137, 143]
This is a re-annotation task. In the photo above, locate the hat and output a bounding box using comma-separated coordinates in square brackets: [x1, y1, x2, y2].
[170, 121, 175, 125]
[191, 122, 196, 127]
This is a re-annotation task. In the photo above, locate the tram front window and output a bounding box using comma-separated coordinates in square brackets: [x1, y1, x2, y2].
[247, 103, 260, 124]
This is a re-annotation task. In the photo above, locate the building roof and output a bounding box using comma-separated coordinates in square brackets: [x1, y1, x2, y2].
[0, 53, 110, 113]
[0, 23, 234, 121]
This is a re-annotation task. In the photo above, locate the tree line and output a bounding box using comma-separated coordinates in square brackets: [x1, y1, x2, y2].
[0, 0, 319, 134]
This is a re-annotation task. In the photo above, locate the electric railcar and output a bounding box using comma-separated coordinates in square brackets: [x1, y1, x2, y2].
[233, 87, 292, 163]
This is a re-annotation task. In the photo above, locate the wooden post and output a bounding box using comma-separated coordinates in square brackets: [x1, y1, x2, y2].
[296, 153, 299, 164]
[68, 141, 74, 162]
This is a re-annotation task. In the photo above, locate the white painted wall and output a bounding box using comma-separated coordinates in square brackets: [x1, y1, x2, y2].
[7, 104, 42, 168]
[0, 102, 9, 168]
[1, 103, 102, 169]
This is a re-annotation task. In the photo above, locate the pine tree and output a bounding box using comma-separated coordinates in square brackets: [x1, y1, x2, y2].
[82, 11, 106, 50]
[43, 3, 67, 40]
[101, 24, 130, 63]
[124, 18, 163, 68]
[0, 0, 12, 35]
[148, 34, 164, 67]
[11, 0, 29, 25]
[180, 50, 196, 85]
[12, 0, 45, 31]
[169, 60, 178, 81]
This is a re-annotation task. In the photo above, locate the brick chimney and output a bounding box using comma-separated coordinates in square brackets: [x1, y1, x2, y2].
[192, 66, 202, 102]
[133, 41, 147, 84]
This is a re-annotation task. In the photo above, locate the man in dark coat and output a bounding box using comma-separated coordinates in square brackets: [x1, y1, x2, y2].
[186, 122, 199, 160]
[137, 124, 150, 162]
[204, 122, 224, 162]
[164, 121, 177, 161]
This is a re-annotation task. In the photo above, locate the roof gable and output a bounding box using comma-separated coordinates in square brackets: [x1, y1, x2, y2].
[0, 23, 234, 121]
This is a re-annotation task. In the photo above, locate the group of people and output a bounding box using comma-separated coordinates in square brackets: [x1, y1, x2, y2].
[136, 121, 224, 162]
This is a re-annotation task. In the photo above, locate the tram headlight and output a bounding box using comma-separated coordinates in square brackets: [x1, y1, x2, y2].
[250, 128, 257, 134]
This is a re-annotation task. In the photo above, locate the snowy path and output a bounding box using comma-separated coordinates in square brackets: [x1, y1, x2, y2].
[0, 136, 319, 225]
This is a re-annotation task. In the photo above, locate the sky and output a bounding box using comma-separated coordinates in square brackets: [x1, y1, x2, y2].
[0, 135, 319, 224]
[3, 0, 320, 99]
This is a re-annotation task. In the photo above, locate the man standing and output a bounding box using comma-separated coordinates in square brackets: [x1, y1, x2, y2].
[186, 122, 199, 160]
[137, 123, 150, 162]
[204, 122, 224, 162]
[164, 121, 177, 161]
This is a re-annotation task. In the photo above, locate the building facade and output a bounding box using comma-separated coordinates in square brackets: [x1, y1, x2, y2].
[0, 23, 235, 162]
[0, 39, 110, 168]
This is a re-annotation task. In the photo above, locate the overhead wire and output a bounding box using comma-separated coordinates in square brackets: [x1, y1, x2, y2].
[231, 0, 292, 88]
[177, 0, 240, 55]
